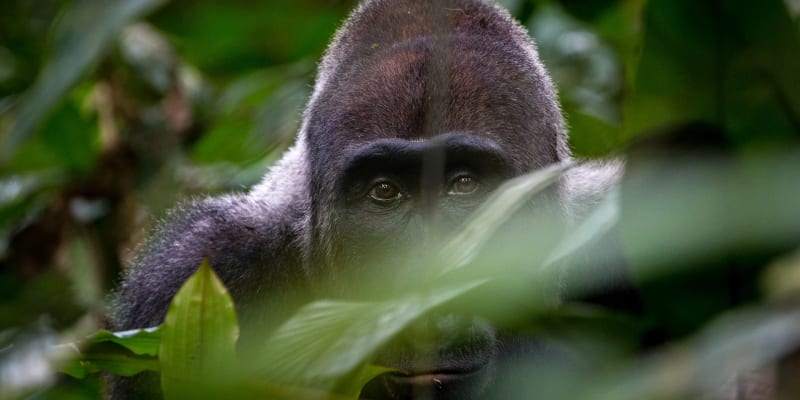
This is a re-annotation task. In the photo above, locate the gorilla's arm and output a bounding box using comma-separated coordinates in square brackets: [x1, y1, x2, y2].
[110, 145, 309, 331]
[107, 192, 307, 399]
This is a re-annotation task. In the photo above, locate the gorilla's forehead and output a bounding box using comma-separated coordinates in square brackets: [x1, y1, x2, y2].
[306, 37, 556, 171]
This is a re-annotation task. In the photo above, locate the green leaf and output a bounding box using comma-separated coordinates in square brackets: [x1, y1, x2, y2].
[623, 0, 720, 138]
[258, 280, 486, 386]
[88, 327, 161, 356]
[9, 100, 100, 173]
[334, 364, 395, 399]
[439, 162, 571, 272]
[0, 0, 167, 165]
[0, 171, 63, 234]
[545, 186, 620, 267]
[720, 0, 800, 147]
[57, 328, 161, 378]
[581, 308, 800, 400]
[621, 152, 800, 282]
[624, 0, 800, 148]
[159, 259, 240, 399]
[147, 1, 343, 75]
[60, 346, 160, 379]
[620, 151, 800, 336]
[568, 111, 624, 157]
[67, 234, 104, 309]
[763, 248, 800, 300]
[192, 66, 311, 165]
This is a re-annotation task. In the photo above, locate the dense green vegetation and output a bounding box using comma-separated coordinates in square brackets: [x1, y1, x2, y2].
[1, 0, 799, 398]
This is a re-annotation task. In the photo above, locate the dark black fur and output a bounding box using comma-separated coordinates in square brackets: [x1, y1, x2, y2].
[111, 1, 620, 398]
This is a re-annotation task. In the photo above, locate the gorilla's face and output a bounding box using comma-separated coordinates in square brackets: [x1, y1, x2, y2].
[295, 3, 567, 398]
[332, 135, 514, 398]
[300, 39, 550, 399]
[306, 37, 559, 276]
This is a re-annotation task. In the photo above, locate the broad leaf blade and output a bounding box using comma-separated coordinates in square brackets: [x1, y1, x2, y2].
[259, 279, 486, 386]
[159, 259, 240, 398]
[57, 327, 161, 378]
[89, 327, 161, 356]
[0, 0, 167, 164]
[440, 162, 571, 272]
[60, 347, 160, 378]
[334, 364, 395, 399]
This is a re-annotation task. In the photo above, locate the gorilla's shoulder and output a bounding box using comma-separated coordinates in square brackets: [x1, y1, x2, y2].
[111, 193, 307, 330]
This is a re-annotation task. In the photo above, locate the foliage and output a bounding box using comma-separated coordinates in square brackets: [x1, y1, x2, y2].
[1, 0, 799, 399]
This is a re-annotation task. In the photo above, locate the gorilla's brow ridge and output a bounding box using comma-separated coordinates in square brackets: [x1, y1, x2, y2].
[340, 133, 516, 177]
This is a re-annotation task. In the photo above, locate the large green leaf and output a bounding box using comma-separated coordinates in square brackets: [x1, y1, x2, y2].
[620, 151, 800, 336]
[622, 152, 800, 279]
[257, 280, 486, 387]
[159, 259, 240, 399]
[9, 99, 100, 173]
[623, 0, 720, 138]
[624, 0, 800, 147]
[439, 162, 571, 273]
[567, 111, 623, 157]
[579, 308, 800, 400]
[147, 0, 345, 75]
[0, 0, 166, 165]
[192, 65, 311, 165]
[720, 0, 800, 147]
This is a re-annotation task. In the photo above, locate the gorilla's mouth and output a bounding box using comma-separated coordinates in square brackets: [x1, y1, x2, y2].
[359, 315, 497, 398]
[364, 344, 495, 399]
[386, 364, 485, 385]
[371, 362, 492, 399]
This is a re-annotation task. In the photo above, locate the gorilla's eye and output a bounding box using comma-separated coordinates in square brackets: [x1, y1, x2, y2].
[368, 181, 402, 203]
[449, 175, 480, 195]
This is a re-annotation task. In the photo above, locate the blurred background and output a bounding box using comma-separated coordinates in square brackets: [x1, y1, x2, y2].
[1, 0, 799, 398]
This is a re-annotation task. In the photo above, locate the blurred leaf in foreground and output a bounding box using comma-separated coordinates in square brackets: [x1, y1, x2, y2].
[257, 280, 486, 387]
[0, 0, 167, 165]
[577, 307, 800, 400]
[763, 247, 800, 301]
[621, 150, 800, 337]
[624, 0, 800, 149]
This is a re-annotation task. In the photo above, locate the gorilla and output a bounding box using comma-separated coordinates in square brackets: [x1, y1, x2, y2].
[111, 0, 620, 398]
